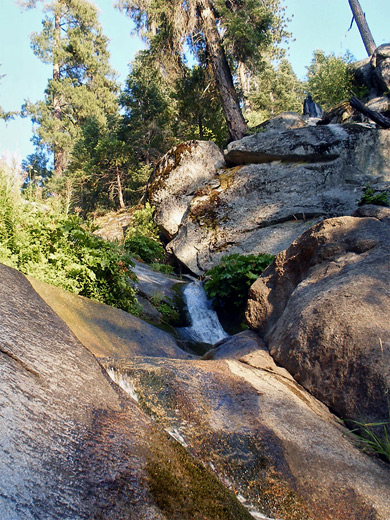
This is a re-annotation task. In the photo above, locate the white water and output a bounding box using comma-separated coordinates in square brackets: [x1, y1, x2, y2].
[178, 281, 229, 344]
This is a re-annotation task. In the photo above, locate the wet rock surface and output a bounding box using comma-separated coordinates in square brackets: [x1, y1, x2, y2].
[1, 263, 254, 519]
[29, 275, 190, 360]
[102, 353, 390, 520]
[246, 208, 390, 427]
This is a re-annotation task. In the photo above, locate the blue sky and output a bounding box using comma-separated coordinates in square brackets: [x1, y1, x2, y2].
[0, 0, 388, 162]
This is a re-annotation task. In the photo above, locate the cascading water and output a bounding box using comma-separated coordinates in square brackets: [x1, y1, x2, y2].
[177, 281, 229, 344]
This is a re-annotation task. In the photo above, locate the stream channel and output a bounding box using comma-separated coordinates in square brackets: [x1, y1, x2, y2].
[108, 261, 277, 520]
[132, 261, 229, 348]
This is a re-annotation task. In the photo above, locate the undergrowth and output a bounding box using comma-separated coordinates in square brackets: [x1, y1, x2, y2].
[204, 253, 274, 313]
[124, 203, 166, 264]
[0, 164, 137, 313]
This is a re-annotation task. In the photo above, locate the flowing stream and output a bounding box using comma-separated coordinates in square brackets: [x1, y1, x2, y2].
[177, 281, 229, 344]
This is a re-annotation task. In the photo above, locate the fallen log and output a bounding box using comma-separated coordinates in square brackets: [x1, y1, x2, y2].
[350, 96, 390, 129]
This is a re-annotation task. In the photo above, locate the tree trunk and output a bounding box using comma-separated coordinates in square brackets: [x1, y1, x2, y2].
[350, 96, 390, 128]
[238, 61, 251, 111]
[53, 8, 67, 177]
[116, 167, 125, 209]
[348, 0, 376, 56]
[196, 0, 248, 141]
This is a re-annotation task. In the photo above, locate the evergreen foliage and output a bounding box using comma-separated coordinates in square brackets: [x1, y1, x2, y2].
[120, 51, 176, 164]
[246, 58, 305, 127]
[116, 0, 290, 141]
[21, 0, 119, 178]
[305, 50, 354, 110]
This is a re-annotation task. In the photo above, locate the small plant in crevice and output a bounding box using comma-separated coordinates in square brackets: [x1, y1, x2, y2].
[344, 339, 390, 463]
[359, 185, 390, 207]
[150, 294, 181, 326]
[346, 418, 390, 463]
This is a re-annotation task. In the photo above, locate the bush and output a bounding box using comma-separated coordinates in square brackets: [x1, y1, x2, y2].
[125, 233, 165, 264]
[124, 203, 166, 264]
[126, 202, 160, 240]
[204, 253, 274, 311]
[0, 164, 137, 312]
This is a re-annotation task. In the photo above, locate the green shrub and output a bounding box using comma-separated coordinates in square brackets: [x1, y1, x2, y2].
[126, 202, 160, 240]
[359, 185, 390, 207]
[125, 233, 165, 264]
[204, 253, 274, 311]
[0, 164, 137, 312]
[124, 203, 167, 264]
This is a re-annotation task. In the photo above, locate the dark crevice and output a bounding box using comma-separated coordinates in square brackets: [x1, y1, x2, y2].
[0, 345, 41, 378]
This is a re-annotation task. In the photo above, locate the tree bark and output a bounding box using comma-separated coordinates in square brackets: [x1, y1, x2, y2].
[238, 61, 251, 111]
[350, 96, 390, 128]
[196, 0, 248, 141]
[53, 7, 67, 177]
[348, 0, 376, 56]
[116, 167, 125, 209]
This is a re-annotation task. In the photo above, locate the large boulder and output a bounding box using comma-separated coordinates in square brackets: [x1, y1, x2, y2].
[147, 140, 225, 240]
[1, 263, 251, 519]
[246, 207, 390, 426]
[371, 44, 390, 94]
[162, 124, 390, 274]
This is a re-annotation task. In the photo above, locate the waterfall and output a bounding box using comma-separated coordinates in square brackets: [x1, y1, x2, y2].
[177, 281, 229, 344]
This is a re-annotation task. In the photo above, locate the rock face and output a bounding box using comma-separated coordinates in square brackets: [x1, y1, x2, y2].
[1, 263, 252, 519]
[352, 44, 390, 96]
[371, 44, 390, 94]
[29, 275, 190, 360]
[153, 124, 390, 274]
[148, 140, 225, 240]
[246, 207, 390, 427]
[104, 351, 390, 520]
[3, 262, 390, 519]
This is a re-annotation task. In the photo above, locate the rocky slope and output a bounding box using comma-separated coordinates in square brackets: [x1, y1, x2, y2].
[147, 119, 390, 275]
[21, 262, 390, 520]
[0, 263, 251, 520]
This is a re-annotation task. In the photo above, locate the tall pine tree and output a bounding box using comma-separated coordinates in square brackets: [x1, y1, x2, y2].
[116, 0, 289, 142]
[20, 0, 118, 177]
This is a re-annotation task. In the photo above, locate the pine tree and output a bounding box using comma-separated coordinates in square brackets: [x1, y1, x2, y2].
[247, 58, 304, 126]
[120, 50, 175, 166]
[305, 50, 354, 110]
[20, 0, 119, 177]
[116, 0, 289, 142]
